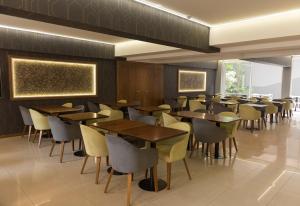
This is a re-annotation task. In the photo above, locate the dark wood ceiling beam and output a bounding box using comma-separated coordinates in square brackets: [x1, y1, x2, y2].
[0, 0, 219, 53]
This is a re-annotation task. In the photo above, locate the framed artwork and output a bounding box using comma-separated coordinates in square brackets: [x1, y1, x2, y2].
[178, 70, 207, 93]
[9, 56, 97, 100]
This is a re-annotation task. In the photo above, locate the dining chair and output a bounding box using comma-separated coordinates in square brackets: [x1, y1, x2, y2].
[189, 100, 206, 112]
[283, 100, 294, 118]
[19, 106, 34, 141]
[197, 94, 206, 100]
[80, 125, 108, 184]
[157, 122, 191, 189]
[227, 100, 239, 113]
[48, 116, 81, 163]
[239, 104, 261, 133]
[128, 107, 143, 121]
[117, 99, 128, 104]
[177, 96, 188, 111]
[161, 112, 179, 127]
[29, 109, 51, 147]
[104, 134, 158, 206]
[62, 103, 73, 108]
[153, 104, 172, 125]
[191, 119, 228, 159]
[219, 112, 239, 157]
[99, 104, 113, 111]
[212, 102, 232, 114]
[74, 105, 85, 113]
[264, 102, 279, 123]
[87, 101, 100, 113]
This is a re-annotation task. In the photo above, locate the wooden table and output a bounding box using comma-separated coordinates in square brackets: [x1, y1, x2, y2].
[59, 112, 108, 157]
[120, 124, 187, 192]
[59, 112, 108, 122]
[171, 111, 240, 123]
[32, 105, 81, 115]
[90, 119, 147, 133]
[171, 111, 240, 158]
[103, 102, 140, 110]
[135, 106, 170, 115]
[92, 119, 187, 192]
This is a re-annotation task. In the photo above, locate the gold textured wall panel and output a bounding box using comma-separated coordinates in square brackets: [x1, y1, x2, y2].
[9, 57, 97, 99]
[178, 70, 207, 93]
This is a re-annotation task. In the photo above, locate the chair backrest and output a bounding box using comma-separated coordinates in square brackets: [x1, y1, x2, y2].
[161, 112, 178, 127]
[80, 124, 108, 157]
[62, 103, 73, 108]
[158, 104, 171, 113]
[192, 119, 227, 143]
[48, 116, 81, 142]
[117, 99, 127, 104]
[98, 109, 124, 122]
[189, 100, 205, 112]
[19, 106, 33, 126]
[239, 105, 261, 120]
[128, 107, 142, 121]
[212, 103, 232, 114]
[165, 122, 191, 162]
[283, 101, 294, 110]
[137, 115, 156, 125]
[265, 103, 278, 114]
[177, 96, 187, 107]
[106, 134, 157, 173]
[99, 104, 112, 111]
[74, 105, 85, 113]
[29, 109, 50, 130]
[218, 112, 239, 138]
[87, 101, 100, 113]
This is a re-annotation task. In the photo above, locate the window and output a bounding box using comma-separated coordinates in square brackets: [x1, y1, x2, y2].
[291, 56, 300, 96]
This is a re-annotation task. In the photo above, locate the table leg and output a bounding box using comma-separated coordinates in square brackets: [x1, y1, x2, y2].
[139, 168, 166, 192]
[214, 143, 220, 159]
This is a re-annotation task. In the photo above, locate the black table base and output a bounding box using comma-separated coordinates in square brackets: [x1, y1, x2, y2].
[107, 167, 126, 175]
[139, 178, 167, 192]
[74, 150, 86, 157]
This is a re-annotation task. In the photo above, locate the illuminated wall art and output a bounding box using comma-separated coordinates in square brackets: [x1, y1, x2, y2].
[9, 57, 97, 99]
[178, 70, 207, 93]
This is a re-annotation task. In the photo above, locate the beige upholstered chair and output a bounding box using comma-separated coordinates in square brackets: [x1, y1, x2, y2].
[117, 99, 128, 104]
[239, 105, 261, 133]
[99, 104, 113, 111]
[189, 100, 206, 112]
[62, 103, 72, 108]
[177, 96, 187, 110]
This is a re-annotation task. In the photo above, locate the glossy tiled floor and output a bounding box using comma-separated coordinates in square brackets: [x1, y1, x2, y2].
[1, 112, 300, 206]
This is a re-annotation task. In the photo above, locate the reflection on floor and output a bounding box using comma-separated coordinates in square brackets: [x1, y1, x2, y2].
[1, 112, 300, 206]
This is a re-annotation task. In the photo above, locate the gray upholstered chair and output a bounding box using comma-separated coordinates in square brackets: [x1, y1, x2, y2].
[74, 105, 85, 113]
[190, 119, 228, 159]
[137, 115, 156, 125]
[212, 103, 232, 114]
[87, 101, 100, 113]
[128, 107, 142, 121]
[48, 116, 82, 163]
[19, 106, 34, 141]
[104, 134, 158, 206]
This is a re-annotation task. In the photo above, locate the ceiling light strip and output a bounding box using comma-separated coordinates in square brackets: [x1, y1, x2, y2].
[0, 24, 114, 45]
[134, 0, 211, 27]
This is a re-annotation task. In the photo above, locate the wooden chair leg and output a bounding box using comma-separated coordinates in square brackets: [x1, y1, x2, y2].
[49, 140, 56, 157]
[81, 155, 89, 174]
[72, 140, 75, 151]
[229, 138, 232, 157]
[38, 130, 43, 147]
[60, 142, 65, 163]
[189, 140, 198, 158]
[251, 120, 254, 133]
[237, 120, 242, 130]
[153, 165, 158, 192]
[201, 143, 205, 154]
[104, 169, 114, 193]
[209, 144, 213, 164]
[183, 158, 192, 180]
[27, 125, 32, 141]
[233, 138, 238, 152]
[127, 173, 132, 206]
[32, 130, 38, 143]
[106, 156, 109, 166]
[258, 119, 261, 130]
[166, 162, 172, 190]
[222, 140, 226, 158]
[95, 157, 101, 184]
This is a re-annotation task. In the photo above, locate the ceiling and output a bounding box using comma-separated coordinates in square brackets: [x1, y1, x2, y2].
[150, 0, 300, 25]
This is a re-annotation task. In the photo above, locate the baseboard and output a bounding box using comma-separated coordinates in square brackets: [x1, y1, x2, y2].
[0, 133, 23, 139]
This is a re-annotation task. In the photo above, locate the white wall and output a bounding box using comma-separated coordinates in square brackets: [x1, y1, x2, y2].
[291, 57, 300, 96]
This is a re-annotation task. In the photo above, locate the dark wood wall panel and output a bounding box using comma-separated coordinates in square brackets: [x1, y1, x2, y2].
[164, 64, 216, 100]
[0, 27, 114, 59]
[117, 61, 164, 106]
[0, 0, 218, 53]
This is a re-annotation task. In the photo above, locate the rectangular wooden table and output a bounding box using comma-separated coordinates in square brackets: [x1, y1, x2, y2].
[59, 112, 108, 122]
[90, 119, 187, 192]
[135, 106, 170, 115]
[171, 111, 240, 123]
[32, 105, 82, 115]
